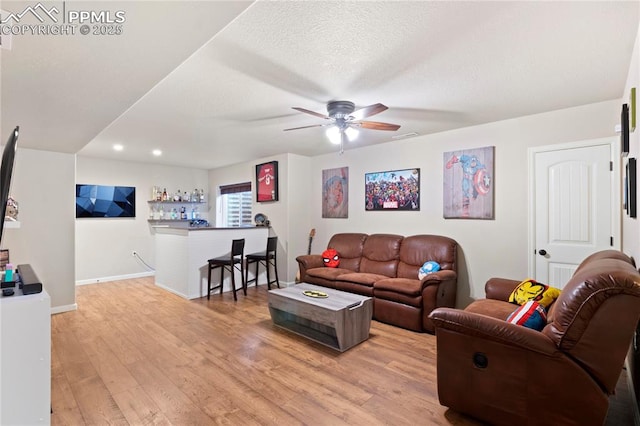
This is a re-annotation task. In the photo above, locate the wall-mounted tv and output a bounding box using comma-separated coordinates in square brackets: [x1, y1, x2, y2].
[76, 185, 136, 218]
[0, 126, 19, 246]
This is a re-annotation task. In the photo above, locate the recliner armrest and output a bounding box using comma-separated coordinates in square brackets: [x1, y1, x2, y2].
[429, 307, 558, 356]
[484, 277, 522, 301]
[420, 270, 457, 286]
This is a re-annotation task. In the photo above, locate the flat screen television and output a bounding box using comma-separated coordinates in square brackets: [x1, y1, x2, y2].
[0, 126, 19, 246]
[75, 184, 136, 218]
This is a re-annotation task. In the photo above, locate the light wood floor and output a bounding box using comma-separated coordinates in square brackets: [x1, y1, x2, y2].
[51, 277, 634, 425]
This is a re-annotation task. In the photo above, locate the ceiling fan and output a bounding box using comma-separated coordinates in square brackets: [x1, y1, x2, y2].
[284, 101, 401, 153]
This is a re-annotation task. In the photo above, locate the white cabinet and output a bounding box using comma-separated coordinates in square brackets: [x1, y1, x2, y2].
[0, 289, 51, 425]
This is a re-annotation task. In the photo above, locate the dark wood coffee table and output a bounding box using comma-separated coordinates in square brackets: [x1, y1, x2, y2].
[267, 283, 373, 352]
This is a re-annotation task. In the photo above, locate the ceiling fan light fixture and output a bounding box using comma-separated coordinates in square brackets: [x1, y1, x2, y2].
[325, 126, 341, 145]
[344, 126, 359, 142]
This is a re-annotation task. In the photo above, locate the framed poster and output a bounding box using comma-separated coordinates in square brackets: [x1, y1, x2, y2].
[365, 168, 420, 211]
[322, 167, 348, 218]
[443, 146, 494, 219]
[255, 161, 278, 202]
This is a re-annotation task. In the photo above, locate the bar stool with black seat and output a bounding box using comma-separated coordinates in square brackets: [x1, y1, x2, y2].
[207, 238, 246, 301]
[245, 236, 280, 290]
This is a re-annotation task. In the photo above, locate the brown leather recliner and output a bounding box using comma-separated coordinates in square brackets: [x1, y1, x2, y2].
[428, 250, 640, 426]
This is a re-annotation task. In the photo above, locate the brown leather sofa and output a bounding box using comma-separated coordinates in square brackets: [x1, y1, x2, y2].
[428, 250, 640, 426]
[296, 233, 458, 333]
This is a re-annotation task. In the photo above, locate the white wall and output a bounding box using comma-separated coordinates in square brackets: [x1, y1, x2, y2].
[75, 156, 208, 283]
[2, 148, 76, 311]
[285, 154, 313, 280]
[309, 100, 618, 307]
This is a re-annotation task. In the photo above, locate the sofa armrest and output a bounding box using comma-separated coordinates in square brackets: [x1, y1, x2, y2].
[484, 277, 522, 301]
[421, 270, 457, 286]
[296, 254, 324, 282]
[429, 307, 558, 356]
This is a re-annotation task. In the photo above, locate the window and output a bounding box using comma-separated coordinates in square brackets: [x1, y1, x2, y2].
[218, 182, 252, 227]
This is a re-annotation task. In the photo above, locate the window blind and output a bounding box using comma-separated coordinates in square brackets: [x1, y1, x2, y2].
[220, 182, 251, 195]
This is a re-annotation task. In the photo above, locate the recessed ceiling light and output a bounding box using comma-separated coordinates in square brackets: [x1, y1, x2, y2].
[152, 149, 162, 156]
[113, 144, 124, 151]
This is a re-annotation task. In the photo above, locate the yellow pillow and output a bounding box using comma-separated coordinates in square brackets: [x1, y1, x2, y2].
[509, 279, 561, 308]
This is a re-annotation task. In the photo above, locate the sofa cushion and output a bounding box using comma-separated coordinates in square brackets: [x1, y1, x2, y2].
[306, 267, 354, 281]
[359, 234, 403, 276]
[327, 233, 368, 271]
[335, 281, 374, 297]
[508, 279, 560, 308]
[397, 235, 457, 279]
[336, 272, 390, 287]
[374, 277, 423, 296]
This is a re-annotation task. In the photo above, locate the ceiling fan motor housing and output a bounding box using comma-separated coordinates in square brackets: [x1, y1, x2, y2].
[327, 100, 355, 118]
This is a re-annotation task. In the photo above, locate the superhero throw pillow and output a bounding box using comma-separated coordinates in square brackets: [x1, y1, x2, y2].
[418, 261, 441, 279]
[508, 279, 561, 309]
[322, 249, 340, 268]
[507, 300, 547, 331]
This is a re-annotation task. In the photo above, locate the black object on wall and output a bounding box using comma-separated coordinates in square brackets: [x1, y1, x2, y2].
[628, 158, 637, 218]
[0, 126, 18, 245]
[622, 103, 630, 157]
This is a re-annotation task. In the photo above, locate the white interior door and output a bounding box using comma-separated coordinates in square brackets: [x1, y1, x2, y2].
[531, 139, 619, 288]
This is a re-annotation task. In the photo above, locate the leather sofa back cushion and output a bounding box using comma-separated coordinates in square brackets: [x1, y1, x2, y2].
[359, 234, 403, 277]
[328, 233, 368, 272]
[397, 235, 457, 279]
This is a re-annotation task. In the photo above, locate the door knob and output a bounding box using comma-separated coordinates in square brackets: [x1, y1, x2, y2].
[538, 249, 547, 256]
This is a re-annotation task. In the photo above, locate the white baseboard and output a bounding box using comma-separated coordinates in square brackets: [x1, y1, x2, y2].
[76, 271, 155, 286]
[625, 357, 640, 426]
[155, 281, 191, 300]
[51, 303, 77, 314]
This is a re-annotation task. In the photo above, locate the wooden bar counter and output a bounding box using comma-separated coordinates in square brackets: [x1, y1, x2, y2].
[154, 226, 269, 299]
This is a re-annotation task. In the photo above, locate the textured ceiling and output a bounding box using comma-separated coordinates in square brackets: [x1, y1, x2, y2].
[2, 1, 638, 169]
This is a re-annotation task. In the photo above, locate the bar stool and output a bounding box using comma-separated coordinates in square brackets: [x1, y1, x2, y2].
[207, 238, 246, 301]
[245, 236, 280, 289]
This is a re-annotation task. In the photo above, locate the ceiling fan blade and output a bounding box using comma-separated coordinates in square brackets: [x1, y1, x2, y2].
[292, 107, 329, 119]
[357, 121, 401, 131]
[283, 124, 326, 131]
[350, 103, 388, 120]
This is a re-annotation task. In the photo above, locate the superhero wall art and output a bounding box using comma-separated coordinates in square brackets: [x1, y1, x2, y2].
[443, 146, 494, 219]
